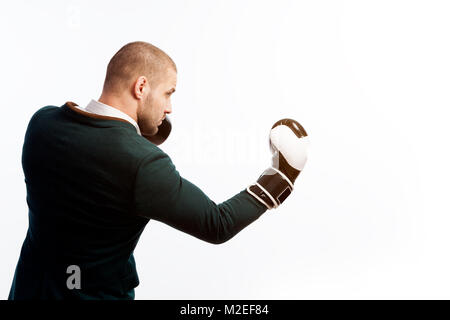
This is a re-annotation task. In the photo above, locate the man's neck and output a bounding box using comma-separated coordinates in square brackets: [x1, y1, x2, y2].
[98, 94, 138, 122]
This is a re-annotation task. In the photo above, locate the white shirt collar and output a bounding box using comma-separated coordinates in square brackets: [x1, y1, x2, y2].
[76, 99, 141, 135]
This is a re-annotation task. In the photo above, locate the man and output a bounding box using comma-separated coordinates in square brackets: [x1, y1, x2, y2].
[8, 41, 308, 300]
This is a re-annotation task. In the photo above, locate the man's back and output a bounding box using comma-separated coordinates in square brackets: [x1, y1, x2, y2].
[9, 102, 155, 299]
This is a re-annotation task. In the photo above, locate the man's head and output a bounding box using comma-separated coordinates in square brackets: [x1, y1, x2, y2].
[100, 41, 177, 137]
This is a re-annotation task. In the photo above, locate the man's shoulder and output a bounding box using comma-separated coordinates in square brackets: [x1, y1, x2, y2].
[98, 122, 171, 166]
[121, 131, 170, 162]
[24, 105, 60, 130]
[35, 105, 60, 114]
[29, 105, 60, 121]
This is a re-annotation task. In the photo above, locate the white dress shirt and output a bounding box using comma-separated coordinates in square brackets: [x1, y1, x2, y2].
[75, 99, 141, 136]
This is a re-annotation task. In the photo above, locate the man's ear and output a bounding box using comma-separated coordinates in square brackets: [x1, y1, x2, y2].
[134, 76, 148, 99]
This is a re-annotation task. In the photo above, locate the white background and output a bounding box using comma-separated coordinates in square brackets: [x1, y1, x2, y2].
[1, 0, 449, 299]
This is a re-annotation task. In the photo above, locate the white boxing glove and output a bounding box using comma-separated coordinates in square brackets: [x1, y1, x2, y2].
[247, 118, 309, 209]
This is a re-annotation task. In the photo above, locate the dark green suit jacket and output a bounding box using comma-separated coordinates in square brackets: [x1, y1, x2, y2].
[8, 102, 267, 300]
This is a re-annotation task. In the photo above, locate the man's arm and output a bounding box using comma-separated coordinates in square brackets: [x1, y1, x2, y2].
[133, 150, 267, 244]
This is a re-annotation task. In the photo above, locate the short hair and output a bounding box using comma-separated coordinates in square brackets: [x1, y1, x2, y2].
[102, 41, 177, 93]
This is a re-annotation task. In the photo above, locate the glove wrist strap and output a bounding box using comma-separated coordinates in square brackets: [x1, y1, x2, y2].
[246, 167, 293, 209]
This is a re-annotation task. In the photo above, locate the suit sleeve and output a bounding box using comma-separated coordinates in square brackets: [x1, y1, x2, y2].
[133, 149, 267, 244]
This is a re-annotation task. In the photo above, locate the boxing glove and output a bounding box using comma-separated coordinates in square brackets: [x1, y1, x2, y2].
[144, 116, 172, 145]
[247, 118, 309, 209]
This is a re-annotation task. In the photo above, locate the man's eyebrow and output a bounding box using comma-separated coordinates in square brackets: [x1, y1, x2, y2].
[168, 88, 176, 93]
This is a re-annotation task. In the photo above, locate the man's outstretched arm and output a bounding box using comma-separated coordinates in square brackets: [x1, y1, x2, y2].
[133, 150, 267, 244]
